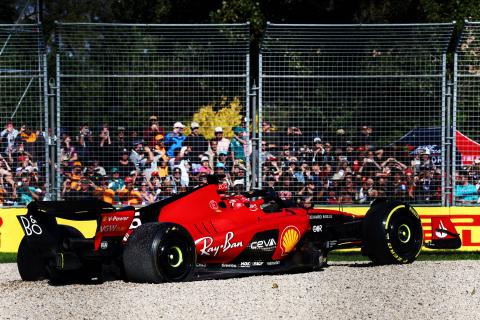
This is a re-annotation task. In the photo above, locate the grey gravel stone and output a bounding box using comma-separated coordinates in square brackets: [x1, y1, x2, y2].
[0, 261, 479, 320]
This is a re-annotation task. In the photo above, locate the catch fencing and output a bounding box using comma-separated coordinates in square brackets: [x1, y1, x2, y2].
[7, 21, 480, 208]
[55, 23, 250, 204]
[259, 23, 454, 207]
[0, 24, 48, 206]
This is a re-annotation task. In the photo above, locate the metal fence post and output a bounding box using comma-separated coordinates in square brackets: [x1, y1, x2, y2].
[47, 78, 56, 200]
[245, 53, 251, 190]
[55, 53, 61, 201]
[43, 54, 50, 197]
[257, 53, 263, 189]
[452, 52, 458, 206]
[444, 79, 453, 207]
[249, 82, 259, 190]
[441, 52, 449, 207]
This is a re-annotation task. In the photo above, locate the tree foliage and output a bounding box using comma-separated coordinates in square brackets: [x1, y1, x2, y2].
[3, 0, 477, 45]
[2, 0, 477, 138]
[210, 0, 265, 43]
[5, 0, 480, 27]
[191, 97, 243, 140]
[0, 0, 17, 23]
[419, 0, 480, 23]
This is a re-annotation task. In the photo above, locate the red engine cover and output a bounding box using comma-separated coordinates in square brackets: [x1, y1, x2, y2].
[158, 185, 310, 263]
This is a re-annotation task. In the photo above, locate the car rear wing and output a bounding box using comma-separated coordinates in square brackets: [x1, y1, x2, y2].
[17, 200, 117, 253]
[27, 200, 116, 220]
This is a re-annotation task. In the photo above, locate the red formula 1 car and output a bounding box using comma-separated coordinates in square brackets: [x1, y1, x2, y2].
[17, 176, 461, 283]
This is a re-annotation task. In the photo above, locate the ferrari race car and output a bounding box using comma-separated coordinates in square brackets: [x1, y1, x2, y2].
[17, 176, 461, 284]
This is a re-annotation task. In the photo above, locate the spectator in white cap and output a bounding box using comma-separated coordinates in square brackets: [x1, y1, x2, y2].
[164, 121, 186, 157]
[214, 126, 230, 155]
[184, 121, 208, 167]
[197, 155, 213, 174]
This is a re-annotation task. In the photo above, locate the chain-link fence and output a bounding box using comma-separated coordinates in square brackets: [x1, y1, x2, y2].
[454, 21, 480, 206]
[259, 23, 454, 207]
[4, 21, 478, 208]
[0, 24, 48, 206]
[56, 23, 250, 205]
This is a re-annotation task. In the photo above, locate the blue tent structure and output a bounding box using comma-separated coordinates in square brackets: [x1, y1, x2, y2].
[392, 127, 468, 166]
[393, 127, 442, 148]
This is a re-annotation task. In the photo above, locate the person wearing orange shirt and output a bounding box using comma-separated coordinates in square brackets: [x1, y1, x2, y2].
[117, 176, 142, 205]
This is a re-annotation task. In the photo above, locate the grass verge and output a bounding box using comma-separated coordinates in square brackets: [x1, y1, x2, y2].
[0, 253, 17, 263]
[328, 251, 480, 262]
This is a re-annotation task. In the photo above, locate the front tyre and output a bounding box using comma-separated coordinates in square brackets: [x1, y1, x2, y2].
[362, 201, 423, 264]
[123, 223, 196, 283]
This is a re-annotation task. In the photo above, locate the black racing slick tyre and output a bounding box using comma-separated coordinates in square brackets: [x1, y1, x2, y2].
[18, 225, 84, 282]
[123, 223, 196, 283]
[17, 236, 48, 281]
[362, 201, 423, 265]
[48, 225, 97, 284]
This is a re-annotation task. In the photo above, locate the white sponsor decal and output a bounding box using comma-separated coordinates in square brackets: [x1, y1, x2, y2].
[309, 214, 333, 220]
[435, 220, 448, 239]
[209, 200, 219, 210]
[240, 262, 251, 267]
[19, 216, 43, 236]
[195, 231, 243, 256]
[229, 200, 243, 210]
[122, 212, 141, 242]
[221, 264, 236, 268]
[252, 261, 264, 266]
[129, 211, 142, 229]
[312, 225, 323, 233]
[106, 216, 129, 222]
[100, 225, 118, 233]
[250, 238, 276, 250]
[325, 240, 337, 249]
[266, 261, 280, 266]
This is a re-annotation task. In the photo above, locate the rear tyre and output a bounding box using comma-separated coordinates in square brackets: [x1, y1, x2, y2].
[123, 223, 196, 283]
[48, 225, 97, 283]
[17, 237, 48, 281]
[363, 201, 423, 264]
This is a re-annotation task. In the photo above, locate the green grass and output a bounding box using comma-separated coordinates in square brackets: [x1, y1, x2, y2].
[0, 253, 17, 263]
[328, 251, 480, 262]
[1, 251, 478, 264]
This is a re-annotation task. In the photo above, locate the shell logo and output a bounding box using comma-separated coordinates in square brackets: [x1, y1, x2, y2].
[280, 226, 300, 256]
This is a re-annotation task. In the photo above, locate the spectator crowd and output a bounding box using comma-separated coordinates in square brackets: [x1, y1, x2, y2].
[0, 121, 47, 206]
[3, 115, 479, 208]
[59, 116, 248, 206]
[260, 122, 446, 208]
